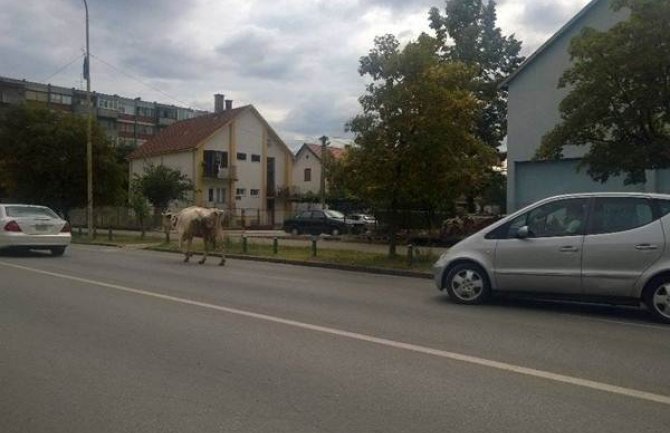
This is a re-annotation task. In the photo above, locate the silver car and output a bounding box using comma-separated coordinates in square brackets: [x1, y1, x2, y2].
[0, 204, 71, 256]
[433, 193, 670, 323]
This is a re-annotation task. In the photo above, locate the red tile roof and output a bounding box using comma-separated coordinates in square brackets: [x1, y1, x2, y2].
[127, 106, 248, 160]
[305, 143, 346, 161]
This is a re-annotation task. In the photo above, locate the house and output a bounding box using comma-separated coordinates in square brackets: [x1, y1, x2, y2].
[502, 0, 670, 212]
[127, 96, 294, 226]
[292, 143, 346, 196]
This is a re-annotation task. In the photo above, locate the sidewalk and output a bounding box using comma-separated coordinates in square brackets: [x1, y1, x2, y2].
[74, 228, 447, 256]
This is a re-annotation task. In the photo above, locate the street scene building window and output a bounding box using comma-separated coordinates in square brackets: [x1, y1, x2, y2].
[236, 188, 246, 196]
[237, 152, 247, 161]
[251, 154, 261, 162]
[304, 168, 311, 182]
[250, 189, 260, 196]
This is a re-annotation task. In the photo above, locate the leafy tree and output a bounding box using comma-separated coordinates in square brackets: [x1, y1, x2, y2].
[132, 164, 193, 214]
[429, 0, 524, 147]
[0, 104, 125, 218]
[347, 34, 495, 255]
[128, 186, 151, 239]
[537, 0, 670, 184]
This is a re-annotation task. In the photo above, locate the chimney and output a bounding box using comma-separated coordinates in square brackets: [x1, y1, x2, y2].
[225, 99, 233, 111]
[214, 94, 224, 113]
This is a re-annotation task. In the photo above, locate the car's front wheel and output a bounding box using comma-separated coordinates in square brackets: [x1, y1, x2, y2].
[51, 246, 66, 257]
[330, 227, 340, 236]
[444, 263, 491, 305]
[290, 227, 300, 236]
[643, 277, 670, 324]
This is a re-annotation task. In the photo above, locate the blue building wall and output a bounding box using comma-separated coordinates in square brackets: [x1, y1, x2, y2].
[514, 159, 670, 210]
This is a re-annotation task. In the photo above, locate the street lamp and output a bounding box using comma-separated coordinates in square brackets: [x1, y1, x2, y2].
[83, 0, 93, 239]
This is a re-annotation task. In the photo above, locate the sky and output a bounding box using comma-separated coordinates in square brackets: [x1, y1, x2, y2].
[0, 0, 592, 150]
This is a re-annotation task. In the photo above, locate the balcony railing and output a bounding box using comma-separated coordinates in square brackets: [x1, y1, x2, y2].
[203, 164, 238, 180]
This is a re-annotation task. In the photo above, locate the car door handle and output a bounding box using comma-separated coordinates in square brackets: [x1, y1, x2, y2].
[559, 246, 579, 252]
[635, 244, 658, 250]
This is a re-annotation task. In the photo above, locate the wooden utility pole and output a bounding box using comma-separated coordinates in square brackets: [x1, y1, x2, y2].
[83, 0, 93, 239]
[319, 135, 328, 209]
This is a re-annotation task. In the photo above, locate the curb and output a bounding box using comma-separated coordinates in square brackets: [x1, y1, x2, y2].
[72, 240, 433, 280]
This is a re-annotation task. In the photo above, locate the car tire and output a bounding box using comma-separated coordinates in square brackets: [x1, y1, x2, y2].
[444, 263, 491, 305]
[291, 227, 300, 236]
[331, 227, 340, 236]
[51, 246, 66, 257]
[643, 277, 670, 324]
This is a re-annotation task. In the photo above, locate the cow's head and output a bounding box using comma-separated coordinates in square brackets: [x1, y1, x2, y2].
[204, 209, 225, 230]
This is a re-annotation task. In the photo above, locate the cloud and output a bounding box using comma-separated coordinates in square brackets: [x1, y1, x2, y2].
[0, 0, 593, 146]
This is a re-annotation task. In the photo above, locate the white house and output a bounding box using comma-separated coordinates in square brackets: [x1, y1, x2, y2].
[128, 97, 294, 226]
[502, 0, 670, 211]
[292, 143, 346, 196]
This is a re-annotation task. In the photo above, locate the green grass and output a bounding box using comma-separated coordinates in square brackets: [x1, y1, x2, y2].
[150, 238, 436, 272]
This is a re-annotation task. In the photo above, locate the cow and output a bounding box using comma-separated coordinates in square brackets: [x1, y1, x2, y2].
[170, 206, 226, 265]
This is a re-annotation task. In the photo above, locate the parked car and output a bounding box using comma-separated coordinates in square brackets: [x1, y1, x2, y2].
[345, 213, 377, 234]
[0, 204, 71, 256]
[433, 193, 670, 323]
[283, 209, 348, 236]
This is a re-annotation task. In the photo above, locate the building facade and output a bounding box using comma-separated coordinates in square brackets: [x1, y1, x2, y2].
[0, 75, 206, 148]
[503, 0, 670, 212]
[292, 143, 345, 196]
[128, 100, 294, 227]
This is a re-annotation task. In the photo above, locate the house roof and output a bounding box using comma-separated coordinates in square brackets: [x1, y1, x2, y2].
[127, 106, 248, 159]
[500, 0, 604, 88]
[300, 143, 346, 161]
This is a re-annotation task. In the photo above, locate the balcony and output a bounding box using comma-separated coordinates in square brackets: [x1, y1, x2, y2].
[203, 164, 237, 181]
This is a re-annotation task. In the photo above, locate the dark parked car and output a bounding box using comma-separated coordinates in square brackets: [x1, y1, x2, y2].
[283, 209, 348, 236]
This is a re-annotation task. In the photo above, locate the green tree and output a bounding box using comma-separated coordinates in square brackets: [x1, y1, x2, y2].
[429, 0, 524, 147]
[347, 34, 495, 256]
[537, 0, 670, 184]
[0, 104, 125, 217]
[128, 186, 151, 239]
[132, 164, 193, 214]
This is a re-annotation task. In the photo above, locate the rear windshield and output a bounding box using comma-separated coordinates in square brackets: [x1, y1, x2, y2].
[5, 206, 59, 218]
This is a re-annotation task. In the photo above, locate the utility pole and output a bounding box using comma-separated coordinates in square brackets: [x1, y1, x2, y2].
[83, 0, 94, 239]
[319, 135, 328, 209]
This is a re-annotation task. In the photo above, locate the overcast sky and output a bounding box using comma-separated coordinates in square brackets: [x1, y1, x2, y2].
[0, 0, 591, 149]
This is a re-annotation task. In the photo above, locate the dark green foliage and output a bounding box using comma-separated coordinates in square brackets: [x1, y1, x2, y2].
[132, 164, 193, 212]
[537, 0, 670, 184]
[0, 104, 125, 217]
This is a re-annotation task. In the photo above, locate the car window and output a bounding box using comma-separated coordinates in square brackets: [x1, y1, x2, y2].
[5, 205, 58, 218]
[526, 198, 588, 238]
[311, 211, 325, 219]
[297, 211, 311, 219]
[505, 213, 527, 238]
[325, 210, 344, 219]
[654, 199, 670, 217]
[590, 197, 654, 235]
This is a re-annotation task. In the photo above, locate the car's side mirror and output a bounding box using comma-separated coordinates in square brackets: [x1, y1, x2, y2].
[516, 226, 530, 239]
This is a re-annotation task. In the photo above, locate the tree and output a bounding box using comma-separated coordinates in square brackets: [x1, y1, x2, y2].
[347, 34, 495, 256]
[132, 164, 193, 214]
[536, 0, 670, 184]
[429, 0, 524, 148]
[0, 104, 125, 218]
[128, 186, 151, 239]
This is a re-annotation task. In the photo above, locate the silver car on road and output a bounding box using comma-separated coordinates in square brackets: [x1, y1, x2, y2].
[0, 204, 71, 256]
[433, 193, 670, 323]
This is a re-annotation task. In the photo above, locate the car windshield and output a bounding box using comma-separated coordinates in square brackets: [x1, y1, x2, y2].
[325, 210, 344, 219]
[5, 205, 59, 218]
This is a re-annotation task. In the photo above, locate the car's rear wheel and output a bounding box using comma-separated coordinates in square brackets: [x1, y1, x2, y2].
[291, 227, 300, 236]
[51, 246, 66, 257]
[444, 263, 491, 305]
[643, 277, 670, 324]
[331, 227, 340, 236]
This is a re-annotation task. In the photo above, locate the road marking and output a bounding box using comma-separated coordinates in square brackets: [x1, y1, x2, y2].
[2, 260, 670, 406]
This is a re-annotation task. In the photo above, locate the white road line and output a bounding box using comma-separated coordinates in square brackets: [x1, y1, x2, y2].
[2, 259, 670, 406]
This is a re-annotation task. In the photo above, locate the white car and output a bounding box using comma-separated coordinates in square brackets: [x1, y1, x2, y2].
[0, 204, 71, 256]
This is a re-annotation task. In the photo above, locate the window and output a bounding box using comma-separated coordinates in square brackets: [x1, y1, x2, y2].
[590, 197, 654, 235]
[251, 154, 261, 162]
[50, 93, 72, 104]
[311, 211, 325, 219]
[203, 151, 228, 176]
[237, 152, 247, 161]
[655, 199, 670, 217]
[215, 188, 226, 203]
[250, 189, 260, 196]
[526, 198, 588, 238]
[208, 188, 214, 202]
[304, 168, 312, 182]
[236, 188, 246, 196]
[25, 90, 48, 102]
[297, 211, 311, 219]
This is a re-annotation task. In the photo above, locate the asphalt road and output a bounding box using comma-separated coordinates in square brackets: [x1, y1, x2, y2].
[1, 245, 669, 433]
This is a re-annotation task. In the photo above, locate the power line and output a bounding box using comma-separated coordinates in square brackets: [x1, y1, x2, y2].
[41, 53, 86, 83]
[89, 53, 203, 110]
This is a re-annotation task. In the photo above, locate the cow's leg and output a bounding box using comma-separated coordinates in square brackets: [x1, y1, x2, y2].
[199, 236, 208, 264]
[184, 235, 193, 263]
[218, 236, 226, 266]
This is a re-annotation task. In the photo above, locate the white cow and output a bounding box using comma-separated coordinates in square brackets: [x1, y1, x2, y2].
[167, 207, 226, 265]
